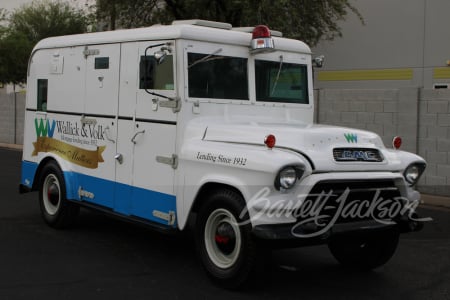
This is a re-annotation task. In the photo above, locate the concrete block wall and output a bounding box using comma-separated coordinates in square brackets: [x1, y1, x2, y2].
[418, 89, 450, 195]
[315, 87, 450, 196]
[316, 88, 419, 154]
[0, 92, 25, 145]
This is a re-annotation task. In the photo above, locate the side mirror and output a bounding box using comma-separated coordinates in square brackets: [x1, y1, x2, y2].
[313, 55, 325, 68]
[154, 46, 172, 65]
[154, 50, 167, 65]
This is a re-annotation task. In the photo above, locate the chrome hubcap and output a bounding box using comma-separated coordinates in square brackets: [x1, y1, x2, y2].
[43, 174, 61, 215]
[204, 208, 241, 269]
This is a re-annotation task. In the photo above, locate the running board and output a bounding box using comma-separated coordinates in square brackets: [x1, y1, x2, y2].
[73, 200, 178, 235]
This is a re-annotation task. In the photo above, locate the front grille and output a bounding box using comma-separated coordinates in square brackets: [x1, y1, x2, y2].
[298, 180, 403, 225]
[333, 148, 383, 162]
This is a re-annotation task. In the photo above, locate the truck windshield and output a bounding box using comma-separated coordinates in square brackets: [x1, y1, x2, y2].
[255, 59, 309, 104]
[188, 53, 248, 100]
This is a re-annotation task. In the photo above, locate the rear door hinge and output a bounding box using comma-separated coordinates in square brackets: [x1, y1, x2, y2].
[83, 46, 100, 58]
[156, 154, 178, 169]
[159, 97, 181, 113]
[153, 210, 176, 226]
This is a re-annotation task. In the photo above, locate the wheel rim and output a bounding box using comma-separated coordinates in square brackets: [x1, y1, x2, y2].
[204, 208, 242, 269]
[42, 174, 61, 215]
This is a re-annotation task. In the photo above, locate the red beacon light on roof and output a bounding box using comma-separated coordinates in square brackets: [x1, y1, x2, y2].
[251, 25, 275, 54]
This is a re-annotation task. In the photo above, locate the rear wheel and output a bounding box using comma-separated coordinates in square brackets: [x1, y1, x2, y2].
[39, 161, 79, 228]
[195, 188, 260, 289]
[328, 229, 400, 270]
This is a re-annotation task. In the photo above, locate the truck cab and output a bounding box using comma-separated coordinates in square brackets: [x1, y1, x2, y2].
[20, 20, 426, 288]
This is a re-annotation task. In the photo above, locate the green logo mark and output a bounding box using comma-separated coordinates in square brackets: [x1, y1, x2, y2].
[344, 133, 358, 143]
[35, 119, 56, 138]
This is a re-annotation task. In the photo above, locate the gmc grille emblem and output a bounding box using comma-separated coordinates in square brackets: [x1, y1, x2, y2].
[333, 148, 383, 162]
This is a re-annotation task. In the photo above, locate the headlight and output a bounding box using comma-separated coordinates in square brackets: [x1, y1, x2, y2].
[275, 166, 304, 190]
[404, 163, 426, 186]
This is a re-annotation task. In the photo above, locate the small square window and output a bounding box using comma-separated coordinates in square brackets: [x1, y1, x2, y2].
[95, 57, 109, 69]
[37, 79, 48, 111]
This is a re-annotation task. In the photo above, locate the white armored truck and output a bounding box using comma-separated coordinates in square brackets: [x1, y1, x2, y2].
[20, 20, 427, 288]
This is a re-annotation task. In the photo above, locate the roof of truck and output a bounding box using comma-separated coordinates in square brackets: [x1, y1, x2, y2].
[33, 20, 311, 54]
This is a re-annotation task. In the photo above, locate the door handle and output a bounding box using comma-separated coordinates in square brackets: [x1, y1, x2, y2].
[131, 129, 145, 144]
[103, 126, 115, 143]
[115, 153, 123, 164]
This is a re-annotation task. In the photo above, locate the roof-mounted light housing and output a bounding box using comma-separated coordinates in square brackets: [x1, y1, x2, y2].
[250, 25, 275, 54]
[171, 19, 232, 30]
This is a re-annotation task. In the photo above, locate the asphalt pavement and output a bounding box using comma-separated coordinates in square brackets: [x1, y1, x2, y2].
[0, 147, 449, 300]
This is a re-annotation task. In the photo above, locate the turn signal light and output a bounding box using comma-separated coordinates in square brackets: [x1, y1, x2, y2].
[392, 136, 402, 149]
[264, 134, 276, 149]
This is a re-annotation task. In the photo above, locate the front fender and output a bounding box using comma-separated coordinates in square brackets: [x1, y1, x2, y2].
[383, 149, 426, 171]
[176, 140, 312, 229]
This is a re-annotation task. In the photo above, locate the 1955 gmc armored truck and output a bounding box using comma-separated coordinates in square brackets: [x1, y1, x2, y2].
[20, 19, 427, 288]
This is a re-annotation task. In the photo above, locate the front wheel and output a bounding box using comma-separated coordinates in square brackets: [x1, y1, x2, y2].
[195, 189, 260, 289]
[328, 229, 400, 270]
[39, 161, 79, 228]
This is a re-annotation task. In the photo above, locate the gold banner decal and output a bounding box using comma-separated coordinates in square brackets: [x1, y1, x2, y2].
[32, 137, 105, 169]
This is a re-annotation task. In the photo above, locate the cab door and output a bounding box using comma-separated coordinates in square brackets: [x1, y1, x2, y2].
[115, 41, 178, 226]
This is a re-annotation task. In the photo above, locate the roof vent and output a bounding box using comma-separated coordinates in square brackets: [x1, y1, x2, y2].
[172, 19, 232, 30]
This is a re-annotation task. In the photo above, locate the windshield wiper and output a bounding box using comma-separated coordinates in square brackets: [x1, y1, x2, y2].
[188, 48, 223, 68]
[271, 55, 283, 96]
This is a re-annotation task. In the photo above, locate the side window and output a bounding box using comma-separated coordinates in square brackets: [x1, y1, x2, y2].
[139, 55, 174, 90]
[187, 53, 248, 100]
[37, 79, 48, 111]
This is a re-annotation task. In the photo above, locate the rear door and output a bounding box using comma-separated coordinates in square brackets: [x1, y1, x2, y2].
[78, 44, 121, 208]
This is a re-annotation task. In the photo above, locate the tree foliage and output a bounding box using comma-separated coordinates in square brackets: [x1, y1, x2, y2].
[0, 32, 32, 84]
[0, 8, 8, 37]
[95, 0, 161, 31]
[0, 1, 88, 84]
[9, 0, 87, 45]
[162, 0, 363, 46]
[95, 0, 363, 47]
[0, 0, 362, 84]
